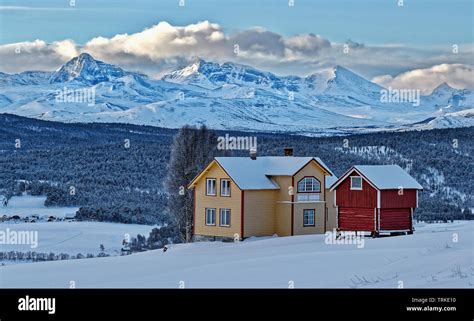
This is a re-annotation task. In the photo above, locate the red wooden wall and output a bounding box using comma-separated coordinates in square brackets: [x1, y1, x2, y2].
[381, 189, 417, 208]
[338, 207, 375, 231]
[335, 172, 377, 208]
[379, 208, 411, 230]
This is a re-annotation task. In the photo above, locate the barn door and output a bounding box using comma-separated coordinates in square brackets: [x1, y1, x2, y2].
[379, 208, 411, 231]
[338, 207, 375, 231]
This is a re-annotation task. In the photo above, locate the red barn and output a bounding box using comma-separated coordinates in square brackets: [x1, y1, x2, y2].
[329, 165, 423, 236]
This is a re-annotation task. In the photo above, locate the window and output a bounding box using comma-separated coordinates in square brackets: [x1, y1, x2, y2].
[220, 209, 231, 227]
[206, 178, 216, 196]
[350, 176, 362, 190]
[220, 179, 231, 197]
[297, 177, 321, 193]
[297, 193, 320, 202]
[297, 177, 321, 202]
[303, 209, 315, 227]
[205, 208, 216, 226]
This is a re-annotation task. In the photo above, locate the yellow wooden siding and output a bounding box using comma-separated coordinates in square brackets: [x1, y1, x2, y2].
[272, 176, 292, 236]
[293, 203, 326, 235]
[193, 158, 334, 238]
[194, 162, 242, 238]
[325, 188, 337, 231]
[243, 190, 276, 237]
[292, 161, 328, 235]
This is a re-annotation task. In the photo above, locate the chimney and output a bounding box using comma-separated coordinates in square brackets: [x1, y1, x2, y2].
[284, 148, 294, 156]
[250, 148, 257, 160]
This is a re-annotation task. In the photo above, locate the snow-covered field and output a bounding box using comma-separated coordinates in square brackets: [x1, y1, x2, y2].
[1, 221, 472, 288]
[0, 195, 78, 218]
[0, 195, 156, 257]
[0, 221, 156, 256]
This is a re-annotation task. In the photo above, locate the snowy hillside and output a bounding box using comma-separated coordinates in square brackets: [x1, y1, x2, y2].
[0, 54, 473, 134]
[410, 108, 474, 130]
[1, 221, 472, 288]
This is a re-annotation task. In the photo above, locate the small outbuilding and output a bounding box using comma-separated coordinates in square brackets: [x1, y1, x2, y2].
[329, 165, 423, 236]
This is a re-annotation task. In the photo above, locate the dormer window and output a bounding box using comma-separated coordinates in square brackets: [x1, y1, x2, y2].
[297, 177, 321, 193]
[350, 176, 362, 190]
[220, 179, 231, 197]
[297, 177, 321, 202]
[206, 178, 216, 196]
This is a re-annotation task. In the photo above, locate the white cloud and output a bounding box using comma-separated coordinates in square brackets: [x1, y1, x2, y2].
[372, 64, 474, 94]
[0, 39, 79, 73]
[0, 20, 472, 88]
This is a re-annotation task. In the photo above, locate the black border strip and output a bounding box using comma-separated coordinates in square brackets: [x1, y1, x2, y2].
[0, 289, 471, 321]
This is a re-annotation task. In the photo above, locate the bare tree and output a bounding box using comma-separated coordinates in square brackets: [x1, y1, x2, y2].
[166, 125, 218, 242]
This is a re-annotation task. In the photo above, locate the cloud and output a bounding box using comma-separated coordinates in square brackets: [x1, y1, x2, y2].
[0, 39, 79, 73]
[0, 21, 334, 77]
[344, 39, 365, 50]
[282, 34, 331, 61]
[0, 20, 472, 87]
[84, 21, 229, 62]
[372, 64, 474, 94]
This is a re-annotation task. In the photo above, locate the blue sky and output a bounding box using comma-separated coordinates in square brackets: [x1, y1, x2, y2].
[1, 0, 472, 45]
[0, 0, 472, 91]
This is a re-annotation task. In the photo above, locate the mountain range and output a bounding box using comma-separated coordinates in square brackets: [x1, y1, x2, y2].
[0, 53, 472, 134]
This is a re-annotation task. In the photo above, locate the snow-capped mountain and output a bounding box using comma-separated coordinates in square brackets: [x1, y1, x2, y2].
[0, 71, 51, 86]
[0, 54, 472, 134]
[411, 108, 474, 130]
[424, 82, 474, 109]
[163, 58, 300, 92]
[305, 65, 384, 97]
[49, 53, 132, 85]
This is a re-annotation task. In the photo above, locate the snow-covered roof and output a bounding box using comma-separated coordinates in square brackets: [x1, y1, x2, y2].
[214, 156, 334, 190]
[325, 174, 338, 187]
[331, 165, 422, 190]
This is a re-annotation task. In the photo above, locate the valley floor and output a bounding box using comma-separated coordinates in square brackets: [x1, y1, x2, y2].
[1, 221, 472, 288]
[0, 221, 156, 256]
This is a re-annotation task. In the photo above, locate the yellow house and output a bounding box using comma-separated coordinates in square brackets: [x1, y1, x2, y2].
[188, 152, 338, 240]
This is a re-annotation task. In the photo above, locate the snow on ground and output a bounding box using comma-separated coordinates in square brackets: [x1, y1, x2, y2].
[1, 221, 472, 288]
[0, 221, 156, 256]
[0, 196, 156, 257]
[0, 196, 79, 218]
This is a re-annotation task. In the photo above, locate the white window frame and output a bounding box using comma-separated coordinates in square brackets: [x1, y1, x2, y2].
[205, 208, 216, 226]
[303, 209, 315, 227]
[206, 178, 216, 196]
[220, 179, 231, 197]
[219, 209, 231, 227]
[350, 176, 363, 190]
[297, 177, 321, 193]
[296, 193, 320, 202]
